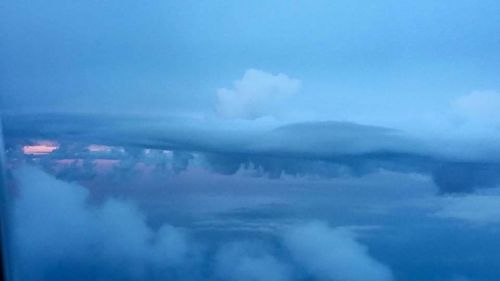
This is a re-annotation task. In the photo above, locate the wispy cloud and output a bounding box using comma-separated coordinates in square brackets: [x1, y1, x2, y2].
[435, 195, 500, 224]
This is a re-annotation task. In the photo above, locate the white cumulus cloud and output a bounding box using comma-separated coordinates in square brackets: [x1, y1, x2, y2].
[11, 166, 189, 280]
[215, 242, 291, 281]
[284, 221, 394, 281]
[215, 69, 301, 119]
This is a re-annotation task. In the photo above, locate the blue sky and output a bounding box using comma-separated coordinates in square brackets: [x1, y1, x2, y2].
[2, 0, 500, 127]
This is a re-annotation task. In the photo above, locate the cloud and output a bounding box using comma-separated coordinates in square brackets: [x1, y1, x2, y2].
[284, 221, 393, 281]
[215, 69, 301, 119]
[452, 90, 500, 123]
[255, 121, 425, 156]
[172, 151, 194, 174]
[202, 152, 351, 178]
[8, 166, 400, 281]
[435, 195, 500, 224]
[431, 163, 500, 193]
[3, 114, 420, 157]
[215, 241, 291, 281]
[11, 166, 190, 281]
[6, 112, 500, 193]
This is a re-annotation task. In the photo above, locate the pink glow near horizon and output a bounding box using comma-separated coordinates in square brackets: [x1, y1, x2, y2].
[22, 143, 59, 155]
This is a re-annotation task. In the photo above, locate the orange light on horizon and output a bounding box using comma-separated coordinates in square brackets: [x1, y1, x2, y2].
[23, 143, 59, 155]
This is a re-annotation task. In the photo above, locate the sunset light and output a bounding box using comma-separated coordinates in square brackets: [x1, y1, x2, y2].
[22, 143, 58, 155]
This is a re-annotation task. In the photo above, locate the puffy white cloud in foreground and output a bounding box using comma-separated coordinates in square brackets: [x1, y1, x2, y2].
[284, 221, 394, 281]
[215, 242, 291, 281]
[9, 166, 395, 281]
[216, 69, 301, 119]
[12, 166, 188, 281]
[435, 195, 500, 224]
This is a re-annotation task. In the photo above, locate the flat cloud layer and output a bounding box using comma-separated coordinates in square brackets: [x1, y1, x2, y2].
[4, 112, 500, 193]
[435, 195, 500, 224]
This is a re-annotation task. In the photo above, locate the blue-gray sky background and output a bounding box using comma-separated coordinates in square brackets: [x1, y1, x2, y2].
[2, 0, 500, 129]
[3, 1, 500, 281]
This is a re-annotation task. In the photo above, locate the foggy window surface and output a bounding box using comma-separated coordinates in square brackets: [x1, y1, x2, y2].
[2, 1, 500, 281]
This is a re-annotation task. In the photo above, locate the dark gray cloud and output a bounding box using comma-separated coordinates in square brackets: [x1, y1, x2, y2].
[2, 113, 425, 156]
[4, 113, 500, 193]
[432, 162, 500, 193]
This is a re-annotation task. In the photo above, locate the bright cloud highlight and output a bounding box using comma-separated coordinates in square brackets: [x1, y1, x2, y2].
[216, 69, 301, 119]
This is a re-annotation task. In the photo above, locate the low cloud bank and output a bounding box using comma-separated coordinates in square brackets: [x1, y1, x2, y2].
[8, 167, 394, 281]
[5, 113, 500, 193]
